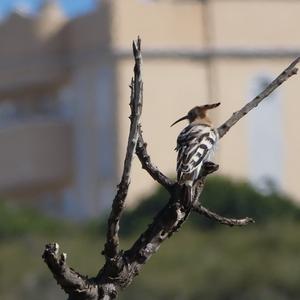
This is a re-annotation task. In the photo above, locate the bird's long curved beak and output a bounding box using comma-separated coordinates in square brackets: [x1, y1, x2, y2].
[171, 115, 188, 127]
[204, 102, 221, 110]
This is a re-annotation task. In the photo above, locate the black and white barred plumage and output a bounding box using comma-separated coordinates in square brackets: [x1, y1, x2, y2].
[175, 124, 218, 186]
[171, 103, 220, 190]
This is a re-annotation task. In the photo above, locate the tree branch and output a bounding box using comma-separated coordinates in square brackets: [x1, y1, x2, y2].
[43, 37, 299, 300]
[218, 56, 300, 138]
[103, 37, 143, 259]
[42, 243, 99, 300]
[123, 162, 219, 268]
[136, 126, 175, 191]
[193, 203, 255, 227]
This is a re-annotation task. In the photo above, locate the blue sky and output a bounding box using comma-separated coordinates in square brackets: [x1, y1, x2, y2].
[0, 0, 97, 18]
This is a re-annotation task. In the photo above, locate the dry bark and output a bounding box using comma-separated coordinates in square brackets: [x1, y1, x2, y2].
[43, 37, 300, 300]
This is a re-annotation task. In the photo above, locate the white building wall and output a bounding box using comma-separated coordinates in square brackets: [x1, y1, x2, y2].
[62, 62, 117, 219]
[247, 73, 284, 193]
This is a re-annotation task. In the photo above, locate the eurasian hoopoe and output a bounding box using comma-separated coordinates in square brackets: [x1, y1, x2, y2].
[171, 103, 220, 203]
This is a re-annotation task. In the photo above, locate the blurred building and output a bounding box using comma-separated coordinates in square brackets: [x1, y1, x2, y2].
[0, 0, 299, 219]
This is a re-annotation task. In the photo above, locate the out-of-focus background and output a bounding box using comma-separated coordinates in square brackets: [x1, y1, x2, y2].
[0, 0, 300, 299]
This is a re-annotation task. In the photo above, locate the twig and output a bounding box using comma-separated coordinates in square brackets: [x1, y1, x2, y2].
[136, 126, 175, 191]
[218, 56, 300, 138]
[42, 243, 99, 300]
[103, 37, 143, 259]
[193, 203, 255, 227]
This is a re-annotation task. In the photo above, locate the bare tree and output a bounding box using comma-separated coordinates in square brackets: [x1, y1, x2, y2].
[42, 37, 300, 300]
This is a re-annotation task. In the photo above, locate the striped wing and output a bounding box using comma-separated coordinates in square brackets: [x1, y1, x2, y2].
[176, 124, 218, 183]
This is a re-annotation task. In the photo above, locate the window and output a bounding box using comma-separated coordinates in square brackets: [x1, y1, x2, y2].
[247, 73, 283, 193]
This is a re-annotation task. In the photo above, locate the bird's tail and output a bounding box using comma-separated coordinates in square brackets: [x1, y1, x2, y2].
[182, 184, 193, 208]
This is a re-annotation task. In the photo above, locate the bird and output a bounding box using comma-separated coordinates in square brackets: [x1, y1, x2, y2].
[171, 102, 220, 204]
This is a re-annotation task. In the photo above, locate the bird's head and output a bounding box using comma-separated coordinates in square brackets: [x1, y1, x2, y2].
[171, 102, 221, 127]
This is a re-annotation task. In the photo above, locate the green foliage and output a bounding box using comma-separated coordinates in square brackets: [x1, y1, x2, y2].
[0, 176, 300, 299]
[1, 221, 300, 300]
[120, 176, 300, 235]
[120, 223, 300, 300]
[192, 176, 300, 229]
[0, 201, 73, 238]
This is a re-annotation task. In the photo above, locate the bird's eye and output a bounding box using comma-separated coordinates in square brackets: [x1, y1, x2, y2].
[189, 112, 196, 119]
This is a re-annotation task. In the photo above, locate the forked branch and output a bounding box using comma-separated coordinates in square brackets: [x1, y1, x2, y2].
[103, 37, 143, 259]
[43, 37, 299, 300]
